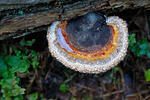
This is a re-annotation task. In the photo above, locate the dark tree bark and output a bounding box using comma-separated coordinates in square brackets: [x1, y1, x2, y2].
[0, 0, 150, 40]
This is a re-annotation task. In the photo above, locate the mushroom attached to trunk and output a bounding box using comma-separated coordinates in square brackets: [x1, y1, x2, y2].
[47, 12, 128, 73]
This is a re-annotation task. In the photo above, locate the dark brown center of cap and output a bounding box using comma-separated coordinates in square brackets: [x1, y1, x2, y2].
[66, 12, 112, 52]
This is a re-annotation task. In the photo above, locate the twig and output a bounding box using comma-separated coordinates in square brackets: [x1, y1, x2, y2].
[102, 90, 124, 97]
[126, 89, 149, 98]
[76, 83, 96, 92]
[95, 90, 124, 99]
[45, 59, 54, 80]
[26, 69, 37, 93]
[118, 67, 126, 88]
[144, 95, 150, 100]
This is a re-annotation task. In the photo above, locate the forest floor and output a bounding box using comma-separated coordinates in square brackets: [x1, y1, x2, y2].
[0, 8, 150, 100]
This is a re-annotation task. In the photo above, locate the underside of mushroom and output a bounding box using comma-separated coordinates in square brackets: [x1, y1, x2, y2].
[47, 12, 128, 73]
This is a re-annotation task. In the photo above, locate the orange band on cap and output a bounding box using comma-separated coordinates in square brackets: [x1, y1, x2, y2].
[56, 21, 119, 61]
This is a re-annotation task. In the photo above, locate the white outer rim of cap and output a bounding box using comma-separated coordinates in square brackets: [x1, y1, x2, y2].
[47, 16, 128, 73]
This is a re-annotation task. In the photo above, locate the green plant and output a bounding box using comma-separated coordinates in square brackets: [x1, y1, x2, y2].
[18, 10, 24, 15]
[20, 39, 35, 47]
[28, 92, 38, 100]
[59, 73, 76, 92]
[144, 69, 150, 81]
[109, 66, 120, 84]
[129, 34, 150, 82]
[59, 84, 69, 92]
[0, 39, 39, 100]
[129, 33, 150, 58]
[113, 66, 119, 73]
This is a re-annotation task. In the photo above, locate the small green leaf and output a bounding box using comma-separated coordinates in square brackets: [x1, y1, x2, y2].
[29, 92, 38, 100]
[4, 56, 30, 73]
[139, 49, 147, 56]
[20, 39, 35, 47]
[64, 73, 76, 84]
[129, 34, 136, 47]
[26, 39, 35, 46]
[147, 52, 150, 58]
[113, 66, 119, 73]
[139, 43, 147, 49]
[0, 76, 25, 98]
[11, 85, 25, 96]
[0, 57, 7, 75]
[144, 69, 150, 81]
[148, 43, 150, 48]
[109, 73, 113, 79]
[14, 49, 21, 57]
[32, 57, 39, 69]
[59, 84, 69, 92]
[13, 95, 24, 100]
[18, 60, 30, 73]
[31, 50, 37, 57]
[18, 10, 24, 15]
[20, 39, 26, 46]
[5, 56, 21, 68]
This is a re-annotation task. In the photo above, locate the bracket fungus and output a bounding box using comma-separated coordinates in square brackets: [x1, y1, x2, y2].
[47, 12, 128, 73]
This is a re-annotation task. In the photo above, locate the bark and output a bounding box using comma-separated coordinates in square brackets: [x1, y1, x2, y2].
[0, 0, 150, 40]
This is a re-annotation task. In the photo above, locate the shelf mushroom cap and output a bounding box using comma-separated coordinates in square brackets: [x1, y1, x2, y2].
[47, 13, 128, 73]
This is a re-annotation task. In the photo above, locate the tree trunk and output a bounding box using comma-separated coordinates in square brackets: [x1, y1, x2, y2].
[0, 0, 150, 40]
